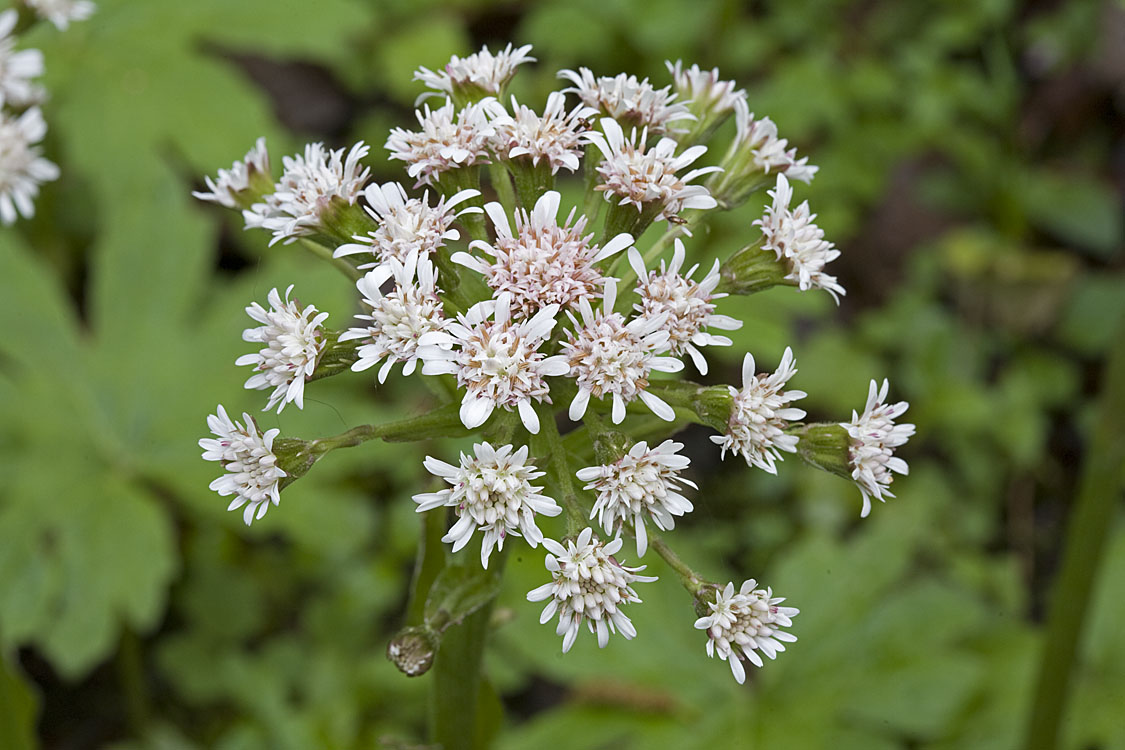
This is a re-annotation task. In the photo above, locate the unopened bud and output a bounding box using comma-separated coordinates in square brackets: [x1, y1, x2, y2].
[794, 423, 852, 479]
[717, 244, 788, 296]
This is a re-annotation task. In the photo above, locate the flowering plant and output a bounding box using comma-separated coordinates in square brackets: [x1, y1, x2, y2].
[194, 45, 914, 743]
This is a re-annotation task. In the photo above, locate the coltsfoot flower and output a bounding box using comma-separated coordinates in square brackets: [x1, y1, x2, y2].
[578, 440, 696, 556]
[488, 91, 597, 175]
[418, 292, 568, 434]
[192, 137, 271, 209]
[586, 118, 719, 231]
[340, 251, 447, 383]
[695, 580, 798, 684]
[562, 278, 683, 424]
[711, 348, 807, 473]
[413, 442, 560, 568]
[200, 405, 286, 526]
[0, 106, 59, 225]
[558, 67, 693, 135]
[385, 99, 495, 188]
[244, 141, 370, 245]
[414, 43, 535, 104]
[0, 10, 44, 108]
[236, 286, 329, 413]
[527, 527, 657, 652]
[629, 239, 742, 375]
[754, 173, 845, 302]
[333, 181, 481, 267]
[842, 379, 915, 517]
[24, 0, 95, 30]
[453, 190, 632, 318]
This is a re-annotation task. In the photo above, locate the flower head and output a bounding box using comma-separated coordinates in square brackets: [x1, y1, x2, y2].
[488, 92, 597, 175]
[709, 99, 816, 208]
[333, 181, 481, 267]
[244, 141, 370, 245]
[414, 43, 535, 104]
[454, 190, 632, 318]
[199, 405, 286, 526]
[413, 443, 560, 568]
[235, 286, 329, 413]
[527, 527, 656, 652]
[0, 106, 58, 225]
[339, 251, 447, 383]
[754, 173, 845, 302]
[629, 239, 741, 375]
[711, 348, 807, 473]
[666, 60, 744, 143]
[192, 137, 271, 209]
[695, 580, 798, 684]
[0, 10, 44, 108]
[419, 292, 568, 434]
[578, 440, 696, 557]
[562, 278, 683, 424]
[842, 379, 914, 517]
[586, 118, 719, 227]
[385, 99, 495, 188]
[558, 67, 693, 135]
[24, 0, 95, 30]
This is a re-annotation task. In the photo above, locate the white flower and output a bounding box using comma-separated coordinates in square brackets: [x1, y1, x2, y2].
[385, 99, 495, 188]
[235, 286, 329, 413]
[586, 118, 719, 224]
[419, 292, 568, 434]
[244, 141, 370, 245]
[628, 239, 742, 375]
[578, 440, 696, 557]
[754, 174, 845, 302]
[558, 67, 693, 135]
[413, 442, 560, 568]
[0, 10, 44, 108]
[695, 580, 798, 684]
[414, 43, 535, 103]
[527, 527, 656, 652]
[453, 190, 632, 318]
[488, 92, 597, 174]
[732, 99, 817, 183]
[192, 137, 271, 209]
[666, 60, 745, 121]
[333, 181, 481, 267]
[199, 405, 286, 526]
[842, 379, 915, 517]
[562, 278, 683, 425]
[711, 348, 807, 473]
[24, 0, 95, 30]
[339, 251, 447, 383]
[0, 106, 58, 225]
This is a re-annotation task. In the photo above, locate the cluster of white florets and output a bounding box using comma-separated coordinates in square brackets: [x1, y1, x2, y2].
[0, 5, 90, 225]
[196, 43, 916, 685]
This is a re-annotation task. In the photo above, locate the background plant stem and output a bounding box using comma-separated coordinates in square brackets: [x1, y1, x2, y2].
[1024, 313, 1125, 750]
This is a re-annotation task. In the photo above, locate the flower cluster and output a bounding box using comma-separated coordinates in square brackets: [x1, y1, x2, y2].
[196, 43, 914, 685]
[0, 5, 90, 225]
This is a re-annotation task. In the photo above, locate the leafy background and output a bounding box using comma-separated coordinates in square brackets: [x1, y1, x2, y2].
[1, 0, 1122, 747]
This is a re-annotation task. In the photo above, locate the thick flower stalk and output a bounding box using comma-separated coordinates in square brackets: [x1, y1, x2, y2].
[194, 44, 916, 732]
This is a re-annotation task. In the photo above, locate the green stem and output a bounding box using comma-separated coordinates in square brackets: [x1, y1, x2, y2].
[487, 161, 516, 215]
[534, 403, 587, 532]
[1024, 313, 1125, 750]
[650, 535, 706, 596]
[298, 238, 361, 281]
[407, 508, 450, 625]
[116, 628, 150, 735]
[429, 603, 494, 750]
[311, 403, 466, 454]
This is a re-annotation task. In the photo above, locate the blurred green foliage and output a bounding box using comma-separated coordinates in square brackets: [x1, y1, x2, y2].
[0, 0, 1122, 748]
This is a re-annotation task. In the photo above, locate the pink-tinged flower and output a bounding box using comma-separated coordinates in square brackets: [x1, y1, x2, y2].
[695, 580, 798, 684]
[193, 137, 271, 209]
[200, 406, 286, 526]
[453, 190, 632, 318]
[385, 99, 495, 188]
[488, 91, 597, 174]
[558, 67, 693, 135]
[0, 106, 58, 225]
[414, 43, 535, 104]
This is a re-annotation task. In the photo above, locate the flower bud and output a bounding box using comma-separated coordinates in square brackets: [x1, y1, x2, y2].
[717, 243, 789, 296]
[271, 437, 323, 490]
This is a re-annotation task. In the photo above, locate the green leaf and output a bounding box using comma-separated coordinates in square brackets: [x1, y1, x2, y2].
[0, 655, 39, 750]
